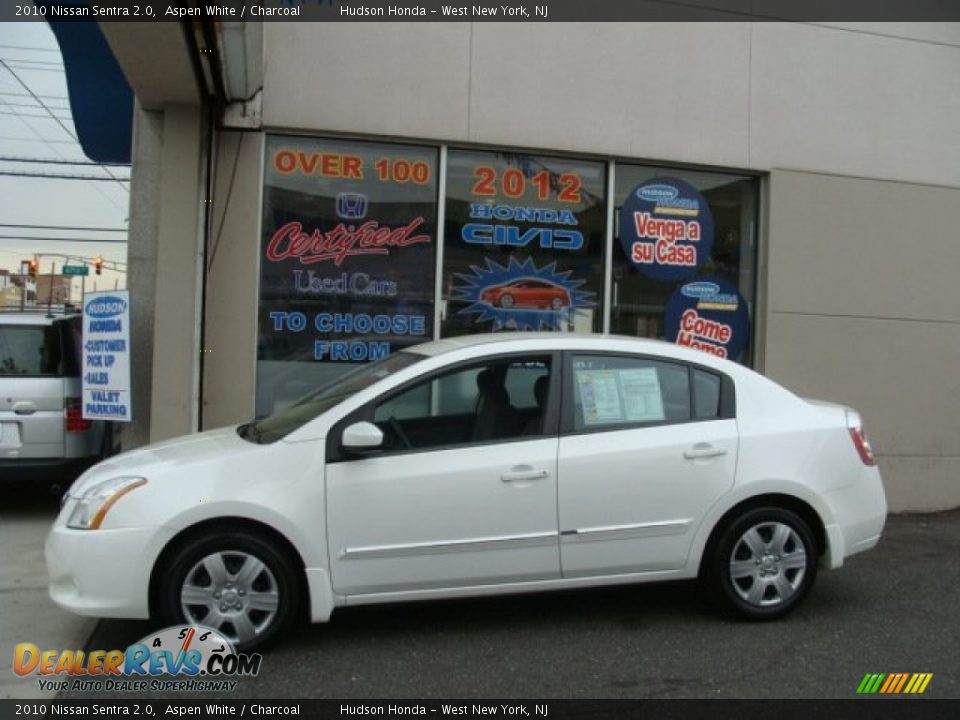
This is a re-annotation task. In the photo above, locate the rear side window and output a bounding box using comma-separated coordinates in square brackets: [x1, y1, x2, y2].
[0, 324, 62, 375]
[570, 355, 691, 431]
[692, 369, 722, 419]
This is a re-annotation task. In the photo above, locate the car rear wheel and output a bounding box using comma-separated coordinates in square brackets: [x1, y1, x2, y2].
[708, 507, 817, 620]
[157, 529, 301, 651]
[550, 297, 563, 310]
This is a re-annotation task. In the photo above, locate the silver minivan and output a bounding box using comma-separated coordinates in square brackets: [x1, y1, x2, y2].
[0, 311, 110, 486]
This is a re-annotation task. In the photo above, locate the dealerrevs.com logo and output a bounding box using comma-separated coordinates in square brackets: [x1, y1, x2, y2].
[13, 625, 262, 693]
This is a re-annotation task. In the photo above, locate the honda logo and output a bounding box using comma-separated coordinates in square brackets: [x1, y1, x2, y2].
[336, 192, 368, 220]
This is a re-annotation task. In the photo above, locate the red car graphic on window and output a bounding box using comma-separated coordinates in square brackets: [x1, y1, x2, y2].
[481, 278, 571, 310]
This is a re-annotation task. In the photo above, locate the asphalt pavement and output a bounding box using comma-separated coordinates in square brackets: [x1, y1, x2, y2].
[1, 485, 95, 700]
[39, 510, 959, 700]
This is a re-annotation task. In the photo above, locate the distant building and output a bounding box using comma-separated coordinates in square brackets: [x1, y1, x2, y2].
[35, 275, 73, 306]
[0, 271, 35, 309]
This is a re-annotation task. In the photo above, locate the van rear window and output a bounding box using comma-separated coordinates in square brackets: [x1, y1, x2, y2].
[0, 325, 62, 375]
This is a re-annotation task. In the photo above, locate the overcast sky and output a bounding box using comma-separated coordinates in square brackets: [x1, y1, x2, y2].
[0, 21, 128, 295]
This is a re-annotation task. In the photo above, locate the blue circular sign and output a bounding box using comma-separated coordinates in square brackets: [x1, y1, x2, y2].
[618, 177, 715, 282]
[664, 276, 750, 361]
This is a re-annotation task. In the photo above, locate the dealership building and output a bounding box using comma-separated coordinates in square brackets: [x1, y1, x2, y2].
[77, 19, 959, 512]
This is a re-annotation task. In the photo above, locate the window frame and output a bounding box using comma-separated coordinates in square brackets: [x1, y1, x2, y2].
[326, 350, 563, 463]
[559, 351, 735, 436]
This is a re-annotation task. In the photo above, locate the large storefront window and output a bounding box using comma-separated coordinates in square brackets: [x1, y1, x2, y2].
[257, 136, 438, 416]
[441, 149, 607, 336]
[255, 135, 761, 415]
[612, 167, 758, 363]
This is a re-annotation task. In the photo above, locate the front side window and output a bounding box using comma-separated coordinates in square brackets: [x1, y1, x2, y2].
[246, 350, 425, 444]
[570, 355, 691, 432]
[372, 355, 553, 452]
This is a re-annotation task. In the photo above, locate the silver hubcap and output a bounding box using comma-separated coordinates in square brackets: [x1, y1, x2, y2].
[729, 522, 807, 607]
[181, 551, 280, 645]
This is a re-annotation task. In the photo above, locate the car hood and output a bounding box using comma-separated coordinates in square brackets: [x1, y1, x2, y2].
[68, 425, 254, 495]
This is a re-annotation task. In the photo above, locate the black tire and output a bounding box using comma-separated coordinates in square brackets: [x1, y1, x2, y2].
[156, 529, 301, 651]
[706, 506, 818, 620]
[498, 294, 515, 308]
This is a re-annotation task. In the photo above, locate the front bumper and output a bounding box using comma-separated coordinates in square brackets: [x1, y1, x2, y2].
[46, 522, 176, 619]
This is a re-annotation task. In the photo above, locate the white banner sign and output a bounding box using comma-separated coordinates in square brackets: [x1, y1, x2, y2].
[82, 289, 132, 422]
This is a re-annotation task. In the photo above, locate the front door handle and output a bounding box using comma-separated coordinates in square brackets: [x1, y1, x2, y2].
[501, 466, 549, 483]
[683, 444, 727, 460]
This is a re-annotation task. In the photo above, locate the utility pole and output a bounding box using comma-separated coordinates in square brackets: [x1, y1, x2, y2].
[46, 261, 55, 316]
[18, 260, 26, 311]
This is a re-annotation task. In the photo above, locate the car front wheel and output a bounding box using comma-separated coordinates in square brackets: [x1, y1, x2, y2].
[708, 507, 818, 620]
[157, 529, 301, 651]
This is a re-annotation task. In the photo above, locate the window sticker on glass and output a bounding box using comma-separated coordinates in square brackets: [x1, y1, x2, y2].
[619, 368, 665, 422]
[576, 370, 624, 425]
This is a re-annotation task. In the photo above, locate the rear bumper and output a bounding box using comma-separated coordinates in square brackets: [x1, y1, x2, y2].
[822, 466, 887, 569]
[0, 457, 95, 484]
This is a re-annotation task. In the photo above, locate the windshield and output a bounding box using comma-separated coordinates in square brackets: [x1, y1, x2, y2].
[241, 351, 425, 444]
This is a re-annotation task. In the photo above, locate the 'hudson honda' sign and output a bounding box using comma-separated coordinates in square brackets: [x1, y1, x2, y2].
[82, 290, 132, 422]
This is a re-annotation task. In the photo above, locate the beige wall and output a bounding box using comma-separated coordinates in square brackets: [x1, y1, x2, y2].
[764, 170, 960, 511]
[201, 131, 264, 430]
[263, 22, 960, 187]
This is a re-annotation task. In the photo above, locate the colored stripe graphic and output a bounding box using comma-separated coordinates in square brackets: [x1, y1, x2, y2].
[857, 673, 932, 694]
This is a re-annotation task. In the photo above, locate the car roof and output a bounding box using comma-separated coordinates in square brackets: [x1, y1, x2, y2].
[407, 332, 715, 362]
[0, 312, 64, 326]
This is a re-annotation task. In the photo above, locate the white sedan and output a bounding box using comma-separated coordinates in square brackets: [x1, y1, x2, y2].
[47, 334, 886, 649]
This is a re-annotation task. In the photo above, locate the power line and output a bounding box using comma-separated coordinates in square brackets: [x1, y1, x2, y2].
[0, 57, 63, 67]
[0, 100, 71, 110]
[0, 45, 60, 53]
[0, 170, 130, 181]
[0, 64, 65, 73]
[0, 235, 127, 243]
[0, 155, 128, 167]
[0, 109, 73, 119]
[0, 224, 127, 232]
[0, 136, 78, 145]
[0, 91, 69, 100]
[0, 59, 130, 194]
[0, 65, 129, 213]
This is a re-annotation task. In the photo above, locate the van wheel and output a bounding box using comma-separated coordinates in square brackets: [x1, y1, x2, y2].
[157, 530, 301, 651]
[707, 507, 817, 620]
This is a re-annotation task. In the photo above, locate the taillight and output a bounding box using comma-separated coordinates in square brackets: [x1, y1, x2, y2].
[65, 397, 92, 433]
[846, 411, 876, 466]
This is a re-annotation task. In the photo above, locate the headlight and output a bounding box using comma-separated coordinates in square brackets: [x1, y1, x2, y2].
[67, 477, 147, 530]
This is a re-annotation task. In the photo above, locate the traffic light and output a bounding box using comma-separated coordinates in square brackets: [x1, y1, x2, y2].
[94, 256, 103, 276]
[27, 256, 38, 279]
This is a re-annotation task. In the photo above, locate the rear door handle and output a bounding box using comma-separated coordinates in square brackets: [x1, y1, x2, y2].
[683, 444, 727, 460]
[501, 467, 549, 483]
[12, 402, 36, 416]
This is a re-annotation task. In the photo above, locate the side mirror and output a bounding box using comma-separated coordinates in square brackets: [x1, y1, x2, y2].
[341, 421, 384, 453]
